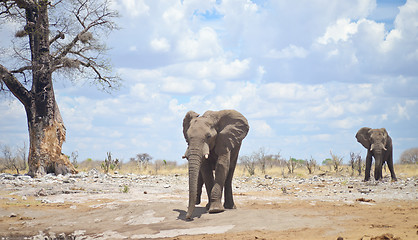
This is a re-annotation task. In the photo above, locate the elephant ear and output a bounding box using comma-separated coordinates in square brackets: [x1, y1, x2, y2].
[381, 128, 388, 138]
[183, 111, 199, 141]
[356, 127, 372, 149]
[214, 110, 249, 154]
[381, 128, 391, 147]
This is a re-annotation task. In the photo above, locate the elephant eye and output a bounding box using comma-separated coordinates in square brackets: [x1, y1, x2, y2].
[206, 134, 211, 139]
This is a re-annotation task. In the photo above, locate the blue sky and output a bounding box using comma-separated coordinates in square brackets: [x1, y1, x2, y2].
[1, 0, 417, 164]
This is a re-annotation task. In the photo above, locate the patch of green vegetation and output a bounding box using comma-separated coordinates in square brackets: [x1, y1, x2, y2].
[121, 185, 129, 193]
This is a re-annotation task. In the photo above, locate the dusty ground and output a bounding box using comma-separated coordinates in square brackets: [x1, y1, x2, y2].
[0, 170, 417, 240]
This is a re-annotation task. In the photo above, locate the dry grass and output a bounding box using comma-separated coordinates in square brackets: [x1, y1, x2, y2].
[2, 158, 417, 179]
[393, 164, 418, 178]
[235, 164, 418, 179]
[110, 163, 418, 179]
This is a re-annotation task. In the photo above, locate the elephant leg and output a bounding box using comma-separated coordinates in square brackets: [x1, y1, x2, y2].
[196, 171, 204, 205]
[200, 158, 214, 210]
[374, 159, 382, 180]
[387, 161, 397, 181]
[209, 152, 230, 213]
[386, 150, 397, 181]
[224, 146, 240, 209]
[364, 151, 372, 181]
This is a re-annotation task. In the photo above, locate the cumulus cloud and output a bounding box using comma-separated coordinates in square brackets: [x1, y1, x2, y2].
[116, 0, 150, 18]
[251, 120, 274, 137]
[317, 18, 359, 44]
[176, 27, 223, 60]
[150, 38, 171, 52]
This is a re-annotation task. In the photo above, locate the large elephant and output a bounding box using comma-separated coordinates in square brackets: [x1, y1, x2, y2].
[355, 127, 397, 181]
[182, 110, 249, 220]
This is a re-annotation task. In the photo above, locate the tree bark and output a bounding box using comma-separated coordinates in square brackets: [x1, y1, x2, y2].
[26, 101, 77, 177]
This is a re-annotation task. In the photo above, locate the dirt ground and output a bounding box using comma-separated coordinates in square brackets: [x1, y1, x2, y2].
[0, 171, 417, 239]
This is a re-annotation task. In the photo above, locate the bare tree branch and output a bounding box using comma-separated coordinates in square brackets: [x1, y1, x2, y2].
[11, 65, 32, 73]
[49, 31, 65, 45]
[0, 63, 31, 105]
[52, 0, 117, 65]
[0, 1, 16, 15]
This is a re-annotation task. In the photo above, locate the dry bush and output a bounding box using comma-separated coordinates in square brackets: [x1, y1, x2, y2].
[330, 150, 343, 172]
[399, 147, 418, 164]
[240, 155, 256, 176]
[349, 152, 362, 176]
[0, 144, 27, 174]
[306, 157, 316, 174]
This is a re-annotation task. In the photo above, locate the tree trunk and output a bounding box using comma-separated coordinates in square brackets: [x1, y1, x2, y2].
[26, 101, 77, 177]
[9, 0, 77, 177]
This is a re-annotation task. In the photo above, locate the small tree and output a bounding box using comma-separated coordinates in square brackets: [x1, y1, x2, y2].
[265, 152, 283, 169]
[101, 152, 119, 174]
[136, 153, 152, 171]
[71, 151, 79, 169]
[306, 157, 316, 174]
[329, 150, 343, 172]
[286, 157, 298, 174]
[240, 155, 256, 176]
[349, 152, 362, 176]
[399, 148, 418, 164]
[252, 147, 268, 174]
[357, 154, 362, 176]
[1, 144, 26, 174]
[17, 142, 28, 170]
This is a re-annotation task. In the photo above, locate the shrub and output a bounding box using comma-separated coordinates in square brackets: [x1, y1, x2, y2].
[101, 152, 119, 174]
[399, 148, 418, 164]
[240, 155, 256, 176]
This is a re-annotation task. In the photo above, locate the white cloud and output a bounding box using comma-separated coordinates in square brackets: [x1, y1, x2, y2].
[150, 38, 171, 52]
[176, 27, 223, 60]
[332, 117, 363, 129]
[161, 76, 194, 94]
[261, 83, 326, 101]
[168, 99, 187, 116]
[395, 100, 417, 121]
[117, 0, 150, 18]
[163, 7, 184, 23]
[251, 120, 273, 137]
[160, 57, 250, 82]
[317, 18, 358, 44]
[267, 45, 308, 59]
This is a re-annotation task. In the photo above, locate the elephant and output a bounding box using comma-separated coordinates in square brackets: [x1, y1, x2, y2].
[182, 109, 249, 220]
[355, 127, 397, 181]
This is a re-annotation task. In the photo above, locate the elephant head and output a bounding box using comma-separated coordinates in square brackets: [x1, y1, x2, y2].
[356, 127, 395, 180]
[182, 110, 249, 220]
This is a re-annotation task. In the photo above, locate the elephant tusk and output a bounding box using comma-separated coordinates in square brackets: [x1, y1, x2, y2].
[383, 147, 387, 151]
[204, 154, 209, 159]
[182, 155, 187, 159]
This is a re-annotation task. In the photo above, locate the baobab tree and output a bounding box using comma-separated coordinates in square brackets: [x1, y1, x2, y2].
[0, 0, 119, 177]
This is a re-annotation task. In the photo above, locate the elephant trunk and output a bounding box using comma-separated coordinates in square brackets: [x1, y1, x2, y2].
[374, 152, 383, 180]
[186, 150, 202, 220]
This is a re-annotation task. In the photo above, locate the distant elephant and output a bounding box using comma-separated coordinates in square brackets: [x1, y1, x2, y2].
[182, 110, 249, 220]
[356, 127, 397, 181]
